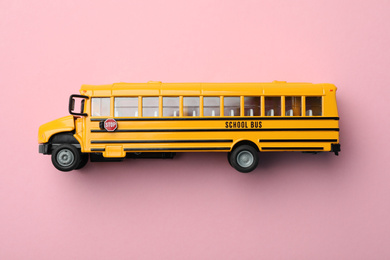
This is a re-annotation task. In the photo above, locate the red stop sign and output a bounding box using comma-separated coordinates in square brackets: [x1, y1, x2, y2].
[104, 118, 117, 132]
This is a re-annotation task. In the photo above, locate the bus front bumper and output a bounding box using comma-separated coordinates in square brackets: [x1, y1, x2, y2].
[39, 144, 51, 155]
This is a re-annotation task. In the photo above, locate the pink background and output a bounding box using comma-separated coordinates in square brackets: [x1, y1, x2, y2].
[1, 0, 390, 259]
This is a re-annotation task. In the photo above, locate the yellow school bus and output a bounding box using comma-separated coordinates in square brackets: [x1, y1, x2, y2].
[38, 81, 340, 172]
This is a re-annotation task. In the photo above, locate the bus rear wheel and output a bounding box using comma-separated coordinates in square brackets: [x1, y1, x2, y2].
[52, 144, 81, 172]
[229, 145, 259, 173]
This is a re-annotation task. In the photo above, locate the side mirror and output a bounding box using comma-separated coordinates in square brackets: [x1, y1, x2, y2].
[70, 98, 75, 111]
[69, 94, 89, 116]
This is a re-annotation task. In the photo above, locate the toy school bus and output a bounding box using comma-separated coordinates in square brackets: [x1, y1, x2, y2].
[38, 81, 340, 173]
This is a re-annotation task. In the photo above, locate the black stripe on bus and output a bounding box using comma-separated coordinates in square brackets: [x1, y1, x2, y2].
[262, 147, 324, 150]
[90, 117, 339, 122]
[91, 139, 233, 144]
[124, 147, 230, 151]
[259, 139, 338, 143]
[91, 128, 339, 133]
[91, 148, 105, 151]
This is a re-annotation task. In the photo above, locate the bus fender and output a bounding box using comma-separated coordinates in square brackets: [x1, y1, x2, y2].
[231, 140, 260, 152]
[38, 115, 75, 143]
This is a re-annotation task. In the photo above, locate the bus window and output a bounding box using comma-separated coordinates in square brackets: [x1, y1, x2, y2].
[143, 97, 159, 117]
[306, 97, 322, 116]
[114, 97, 138, 117]
[285, 96, 301, 116]
[265, 97, 281, 116]
[224, 97, 240, 116]
[163, 97, 179, 117]
[244, 97, 261, 116]
[91, 97, 110, 117]
[203, 97, 220, 116]
[183, 97, 199, 116]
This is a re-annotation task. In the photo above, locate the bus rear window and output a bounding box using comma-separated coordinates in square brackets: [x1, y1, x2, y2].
[306, 97, 322, 116]
[91, 98, 110, 117]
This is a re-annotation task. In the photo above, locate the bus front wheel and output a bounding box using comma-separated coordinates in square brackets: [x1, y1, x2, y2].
[76, 153, 89, 170]
[229, 145, 259, 173]
[52, 144, 81, 172]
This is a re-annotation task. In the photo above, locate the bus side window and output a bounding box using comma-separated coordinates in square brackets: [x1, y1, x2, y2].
[203, 97, 220, 116]
[306, 97, 322, 116]
[143, 97, 159, 117]
[244, 97, 261, 116]
[91, 97, 111, 117]
[285, 96, 301, 116]
[163, 97, 179, 117]
[183, 97, 199, 116]
[265, 97, 281, 116]
[224, 97, 240, 116]
[115, 97, 138, 117]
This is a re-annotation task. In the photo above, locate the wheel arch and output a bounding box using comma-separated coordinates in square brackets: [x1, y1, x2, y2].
[231, 140, 259, 152]
[47, 132, 82, 154]
[49, 131, 79, 144]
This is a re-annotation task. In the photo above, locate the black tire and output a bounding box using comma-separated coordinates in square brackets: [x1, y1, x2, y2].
[75, 153, 89, 170]
[227, 152, 232, 167]
[51, 144, 81, 172]
[229, 145, 259, 173]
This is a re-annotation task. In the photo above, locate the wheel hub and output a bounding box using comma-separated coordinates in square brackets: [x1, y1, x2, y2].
[57, 149, 75, 167]
[237, 151, 254, 168]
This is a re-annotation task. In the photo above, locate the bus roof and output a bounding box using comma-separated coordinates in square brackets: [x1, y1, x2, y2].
[79, 81, 336, 96]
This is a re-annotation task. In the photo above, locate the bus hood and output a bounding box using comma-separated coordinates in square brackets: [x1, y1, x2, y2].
[38, 115, 75, 143]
